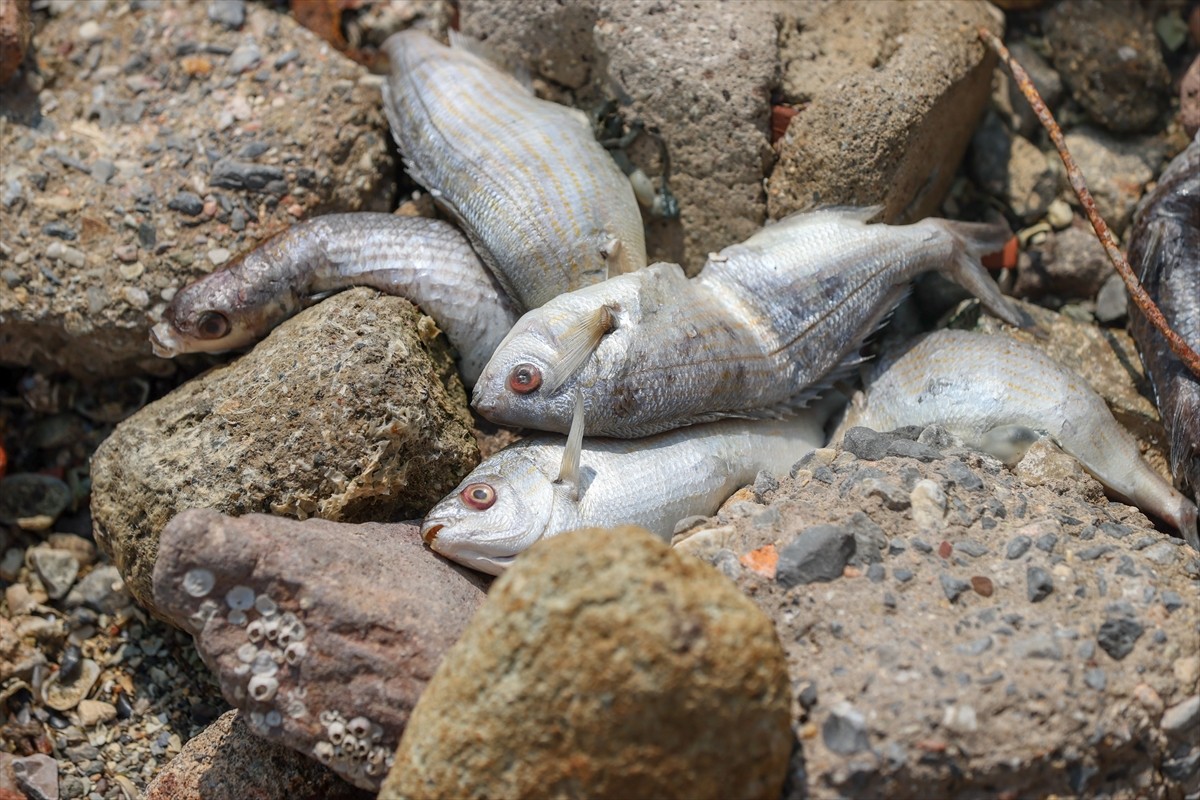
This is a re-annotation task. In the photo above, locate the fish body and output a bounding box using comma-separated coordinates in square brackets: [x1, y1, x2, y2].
[381, 30, 647, 312]
[1127, 133, 1200, 510]
[149, 213, 519, 386]
[474, 208, 1024, 437]
[843, 329, 1198, 548]
[421, 413, 827, 575]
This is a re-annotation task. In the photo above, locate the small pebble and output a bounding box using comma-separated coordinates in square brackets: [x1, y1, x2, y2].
[167, 192, 204, 216]
[893, 568, 913, 583]
[1006, 535, 1032, 559]
[207, 248, 231, 266]
[1096, 615, 1144, 661]
[1026, 566, 1054, 603]
[939, 574, 971, 603]
[970, 576, 994, 597]
[1084, 668, 1107, 691]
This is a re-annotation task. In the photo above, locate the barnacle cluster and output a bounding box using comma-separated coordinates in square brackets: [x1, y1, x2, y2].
[313, 709, 396, 780]
[180, 567, 310, 727]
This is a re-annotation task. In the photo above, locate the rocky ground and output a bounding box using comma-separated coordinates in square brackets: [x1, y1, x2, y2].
[1, 0, 1198, 799]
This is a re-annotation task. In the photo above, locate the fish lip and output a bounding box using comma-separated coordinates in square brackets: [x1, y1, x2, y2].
[149, 323, 181, 358]
[421, 522, 444, 546]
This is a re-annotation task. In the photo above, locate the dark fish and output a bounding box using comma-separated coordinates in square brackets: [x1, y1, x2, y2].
[1127, 133, 1200, 513]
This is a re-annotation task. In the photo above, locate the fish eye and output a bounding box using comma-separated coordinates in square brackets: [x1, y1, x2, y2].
[508, 363, 542, 394]
[196, 311, 230, 340]
[460, 482, 496, 510]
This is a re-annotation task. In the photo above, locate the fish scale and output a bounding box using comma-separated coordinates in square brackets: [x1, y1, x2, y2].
[843, 329, 1198, 548]
[382, 30, 647, 312]
[474, 208, 1025, 437]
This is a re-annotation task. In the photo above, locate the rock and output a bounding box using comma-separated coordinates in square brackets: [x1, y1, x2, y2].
[777, 525, 857, 586]
[146, 710, 371, 800]
[772, 1, 1001, 224]
[92, 289, 478, 613]
[382, 526, 792, 800]
[27, 546, 78, 599]
[1060, 127, 1164, 236]
[1096, 615, 1144, 661]
[460, 0, 777, 270]
[1162, 696, 1199, 738]
[152, 510, 489, 791]
[1026, 566, 1053, 602]
[0, 1, 395, 379]
[0, 474, 71, 527]
[841, 427, 890, 461]
[1043, 0, 1170, 133]
[1183, 55, 1200, 138]
[75, 699, 117, 728]
[62, 565, 130, 614]
[0, 0, 32, 86]
[1094, 273, 1128, 324]
[0, 615, 45, 683]
[910, 479, 947, 531]
[207, 0, 246, 30]
[672, 429, 1200, 797]
[11, 754, 56, 800]
[40, 657, 100, 712]
[969, 112, 1058, 222]
[1015, 224, 1114, 301]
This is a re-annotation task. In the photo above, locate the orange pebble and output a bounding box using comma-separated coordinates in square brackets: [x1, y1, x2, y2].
[739, 543, 778, 579]
[982, 235, 1019, 270]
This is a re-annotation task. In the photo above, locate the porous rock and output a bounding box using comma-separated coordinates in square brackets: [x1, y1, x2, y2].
[1043, 0, 1170, 133]
[152, 509, 489, 792]
[381, 526, 792, 800]
[673, 425, 1200, 798]
[146, 709, 372, 800]
[0, 1, 395, 379]
[459, 0, 778, 270]
[772, 0, 1001, 224]
[92, 289, 478, 613]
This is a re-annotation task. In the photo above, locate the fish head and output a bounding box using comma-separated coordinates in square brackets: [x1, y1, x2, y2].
[421, 447, 561, 575]
[473, 280, 634, 433]
[150, 251, 301, 358]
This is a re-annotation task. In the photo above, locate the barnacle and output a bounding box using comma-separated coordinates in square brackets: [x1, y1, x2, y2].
[248, 674, 279, 702]
[182, 568, 215, 597]
[254, 593, 278, 616]
[225, 585, 255, 610]
[313, 741, 335, 765]
[236, 642, 259, 663]
[246, 620, 265, 643]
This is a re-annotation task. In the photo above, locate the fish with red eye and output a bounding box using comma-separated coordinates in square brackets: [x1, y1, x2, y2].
[460, 482, 496, 510]
[507, 364, 542, 394]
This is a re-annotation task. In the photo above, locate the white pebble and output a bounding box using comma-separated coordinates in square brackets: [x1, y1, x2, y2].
[207, 248, 231, 266]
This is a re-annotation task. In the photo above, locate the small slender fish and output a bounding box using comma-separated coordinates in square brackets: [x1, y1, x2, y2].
[421, 394, 828, 575]
[149, 213, 520, 386]
[1127, 132, 1199, 513]
[381, 30, 647, 312]
[473, 207, 1026, 437]
[841, 329, 1198, 549]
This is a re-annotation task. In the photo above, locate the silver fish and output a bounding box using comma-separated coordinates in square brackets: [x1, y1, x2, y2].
[473, 207, 1025, 437]
[1127, 132, 1200, 511]
[841, 329, 1198, 549]
[149, 213, 519, 386]
[421, 394, 827, 575]
[381, 30, 647, 312]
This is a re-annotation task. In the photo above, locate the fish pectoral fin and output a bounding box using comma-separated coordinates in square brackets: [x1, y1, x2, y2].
[555, 388, 586, 501]
[547, 304, 617, 393]
[979, 424, 1043, 466]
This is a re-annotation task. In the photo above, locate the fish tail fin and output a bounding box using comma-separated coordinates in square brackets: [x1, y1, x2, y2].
[937, 219, 1029, 329]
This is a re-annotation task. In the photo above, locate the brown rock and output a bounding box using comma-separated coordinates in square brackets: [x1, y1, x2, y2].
[1043, 0, 1170, 133]
[771, 0, 1000, 224]
[0, 0, 32, 85]
[382, 526, 792, 800]
[152, 509, 489, 791]
[146, 710, 373, 800]
[0, 1, 396, 379]
[91, 289, 478, 613]
[1182, 55, 1200, 139]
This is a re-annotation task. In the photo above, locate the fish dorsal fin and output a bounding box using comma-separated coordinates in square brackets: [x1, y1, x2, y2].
[547, 304, 616, 393]
[555, 388, 585, 500]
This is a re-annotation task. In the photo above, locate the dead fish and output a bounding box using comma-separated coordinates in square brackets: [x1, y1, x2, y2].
[1127, 132, 1200, 513]
[421, 392, 828, 575]
[149, 213, 519, 386]
[381, 30, 647, 312]
[473, 207, 1026, 437]
[841, 329, 1198, 549]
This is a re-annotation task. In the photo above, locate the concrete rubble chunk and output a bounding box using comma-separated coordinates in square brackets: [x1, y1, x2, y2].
[382, 526, 792, 800]
[152, 510, 490, 792]
[91, 289, 479, 614]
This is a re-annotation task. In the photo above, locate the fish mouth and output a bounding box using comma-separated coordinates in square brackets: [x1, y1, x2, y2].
[149, 323, 181, 358]
[421, 522, 444, 546]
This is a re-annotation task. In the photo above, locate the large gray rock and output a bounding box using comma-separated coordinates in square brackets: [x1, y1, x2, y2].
[675, 426, 1200, 798]
[459, 0, 778, 271]
[91, 289, 478, 613]
[145, 710, 372, 800]
[152, 510, 489, 792]
[381, 526, 792, 800]
[771, 0, 1001, 224]
[0, 1, 396, 379]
